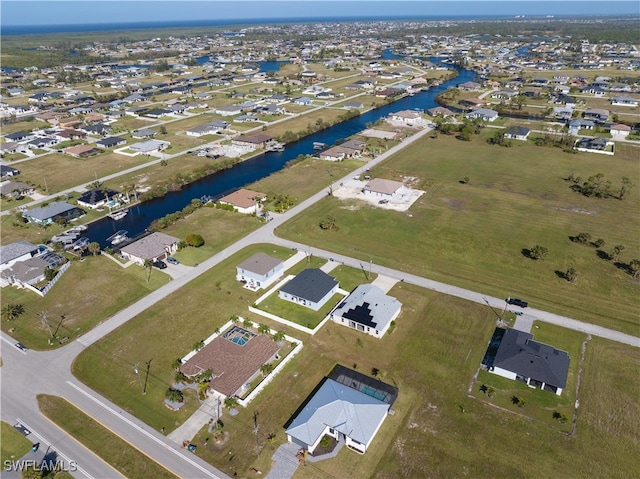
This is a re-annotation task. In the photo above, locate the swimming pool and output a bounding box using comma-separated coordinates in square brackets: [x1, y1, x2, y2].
[360, 385, 387, 401]
[223, 325, 256, 346]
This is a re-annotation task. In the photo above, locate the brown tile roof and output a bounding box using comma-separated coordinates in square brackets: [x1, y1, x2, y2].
[181, 333, 279, 397]
[218, 188, 266, 209]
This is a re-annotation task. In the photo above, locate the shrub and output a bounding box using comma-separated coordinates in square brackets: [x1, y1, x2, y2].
[185, 233, 205, 247]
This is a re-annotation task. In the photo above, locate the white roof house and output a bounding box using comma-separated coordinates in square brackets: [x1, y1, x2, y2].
[236, 252, 284, 291]
[286, 378, 390, 454]
[331, 284, 402, 338]
[362, 178, 404, 198]
[119, 232, 179, 264]
[129, 139, 170, 155]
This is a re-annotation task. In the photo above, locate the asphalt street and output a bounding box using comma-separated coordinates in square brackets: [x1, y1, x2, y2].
[1, 124, 638, 478]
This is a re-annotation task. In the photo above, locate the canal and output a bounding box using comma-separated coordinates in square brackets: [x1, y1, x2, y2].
[88, 62, 476, 246]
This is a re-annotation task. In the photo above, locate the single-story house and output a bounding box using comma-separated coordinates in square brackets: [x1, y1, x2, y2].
[257, 104, 286, 115]
[610, 96, 638, 107]
[568, 118, 595, 134]
[319, 145, 358, 161]
[129, 139, 170, 155]
[181, 326, 280, 397]
[0, 256, 51, 289]
[459, 98, 488, 108]
[279, 268, 339, 311]
[503, 126, 531, 141]
[131, 128, 158, 139]
[583, 108, 609, 123]
[5, 131, 34, 142]
[97, 136, 126, 149]
[23, 201, 84, 225]
[236, 252, 284, 291]
[65, 144, 101, 158]
[427, 106, 455, 118]
[343, 100, 364, 109]
[458, 81, 482, 91]
[363, 178, 404, 199]
[285, 365, 397, 454]
[610, 124, 631, 138]
[218, 188, 266, 214]
[0, 165, 20, 177]
[293, 97, 313, 106]
[215, 105, 243, 116]
[233, 133, 274, 149]
[490, 328, 569, 396]
[55, 129, 87, 141]
[233, 114, 259, 123]
[331, 284, 402, 338]
[465, 108, 499, 122]
[0, 240, 38, 271]
[187, 123, 223, 137]
[119, 232, 179, 264]
[144, 108, 172, 118]
[574, 137, 614, 154]
[0, 142, 26, 155]
[0, 181, 35, 198]
[77, 188, 119, 209]
[388, 110, 422, 125]
[27, 137, 59, 149]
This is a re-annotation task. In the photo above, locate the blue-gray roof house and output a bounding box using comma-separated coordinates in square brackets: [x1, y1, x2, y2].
[23, 202, 84, 225]
[278, 268, 339, 311]
[331, 284, 402, 338]
[490, 328, 569, 396]
[0, 240, 37, 269]
[285, 377, 391, 454]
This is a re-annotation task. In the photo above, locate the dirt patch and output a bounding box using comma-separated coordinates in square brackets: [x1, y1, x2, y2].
[551, 206, 598, 216]
[441, 198, 467, 210]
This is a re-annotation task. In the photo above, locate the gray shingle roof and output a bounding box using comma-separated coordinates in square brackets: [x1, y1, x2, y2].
[279, 268, 338, 303]
[25, 202, 78, 221]
[237, 252, 283, 275]
[493, 328, 569, 388]
[0, 240, 37, 264]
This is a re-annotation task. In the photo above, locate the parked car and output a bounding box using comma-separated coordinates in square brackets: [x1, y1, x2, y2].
[506, 297, 528, 308]
[15, 342, 29, 352]
[166, 256, 179, 265]
[153, 260, 167, 269]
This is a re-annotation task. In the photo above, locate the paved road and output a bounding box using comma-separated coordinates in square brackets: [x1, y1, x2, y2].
[2, 123, 638, 479]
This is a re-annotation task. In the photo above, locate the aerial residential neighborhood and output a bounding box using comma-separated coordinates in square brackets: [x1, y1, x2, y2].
[0, 2, 639, 479]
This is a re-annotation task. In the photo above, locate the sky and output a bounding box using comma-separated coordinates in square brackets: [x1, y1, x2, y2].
[1, 1, 638, 26]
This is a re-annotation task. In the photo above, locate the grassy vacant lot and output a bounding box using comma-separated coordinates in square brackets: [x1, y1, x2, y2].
[0, 421, 32, 464]
[263, 108, 347, 140]
[72, 244, 301, 434]
[79, 262, 640, 478]
[276, 132, 640, 335]
[1, 255, 169, 350]
[248, 157, 364, 204]
[15, 151, 153, 193]
[37, 395, 177, 479]
[473, 321, 586, 433]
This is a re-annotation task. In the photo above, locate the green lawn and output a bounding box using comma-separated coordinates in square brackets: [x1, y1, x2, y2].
[1, 255, 170, 350]
[256, 291, 344, 329]
[72, 244, 301, 434]
[37, 395, 177, 479]
[0, 421, 32, 465]
[326, 263, 377, 293]
[275, 133, 640, 336]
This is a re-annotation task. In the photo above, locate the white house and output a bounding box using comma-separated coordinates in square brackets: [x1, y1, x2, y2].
[286, 366, 397, 455]
[610, 96, 638, 107]
[490, 328, 569, 396]
[388, 110, 424, 126]
[218, 188, 266, 214]
[0, 256, 50, 289]
[0, 240, 38, 272]
[503, 126, 531, 141]
[610, 123, 631, 139]
[331, 284, 402, 338]
[236, 252, 284, 291]
[119, 232, 179, 264]
[465, 108, 499, 122]
[362, 178, 404, 200]
[279, 268, 339, 311]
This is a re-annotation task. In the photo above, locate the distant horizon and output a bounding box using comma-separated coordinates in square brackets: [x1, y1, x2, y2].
[2, 1, 639, 29]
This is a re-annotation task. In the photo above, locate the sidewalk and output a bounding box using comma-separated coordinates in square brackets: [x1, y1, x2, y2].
[265, 442, 300, 479]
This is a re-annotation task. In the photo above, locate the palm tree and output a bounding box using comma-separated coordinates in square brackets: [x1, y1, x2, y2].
[230, 315, 239, 325]
[565, 267, 578, 283]
[2, 303, 25, 322]
[88, 242, 101, 256]
[174, 371, 187, 384]
[243, 318, 253, 330]
[192, 340, 205, 352]
[479, 384, 488, 394]
[510, 395, 521, 406]
[272, 330, 286, 346]
[629, 259, 640, 279]
[143, 259, 153, 283]
[224, 396, 239, 415]
[165, 387, 184, 403]
[171, 358, 182, 370]
[260, 363, 274, 376]
[257, 323, 270, 335]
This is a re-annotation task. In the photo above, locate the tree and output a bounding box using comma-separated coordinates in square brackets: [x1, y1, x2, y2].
[185, 233, 205, 247]
[2, 303, 25, 322]
[593, 238, 605, 249]
[272, 330, 286, 345]
[88, 242, 101, 256]
[230, 315, 240, 325]
[610, 245, 625, 262]
[257, 323, 270, 335]
[174, 371, 187, 384]
[552, 411, 562, 420]
[159, 124, 168, 135]
[192, 340, 205, 352]
[260, 363, 274, 376]
[143, 259, 153, 283]
[575, 232, 591, 245]
[319, 215, 337, 230]
[44, 268, 57, 281]
[224, 395, 239, 411]
[171, 358, 182, 370]
[618, 176, 633, 200]
[165, 387, 184, 403]
[479, 384, 488, 394]
[529, 245, 549, 260]
[510, 395, 521, 406]
[565, 267, 578, 283]
[243, 318, 253, 330]
[629, 259, 640, 279]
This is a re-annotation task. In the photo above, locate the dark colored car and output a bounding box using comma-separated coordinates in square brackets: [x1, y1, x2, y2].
[506, 297, 528, 308]
[15, 342, 29, 352]
[153, 260, 167, 269]
[166, 256, 179, 265]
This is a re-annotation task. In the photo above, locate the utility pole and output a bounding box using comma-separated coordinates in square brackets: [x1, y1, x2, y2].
[40, 311, 53, 339]
[53, 314, 66, 337]
[253, 410, 260, 458]
[143, 359, 152, 395]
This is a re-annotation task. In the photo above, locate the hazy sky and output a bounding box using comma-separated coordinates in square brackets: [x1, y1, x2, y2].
[2, 1, 638, 26]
